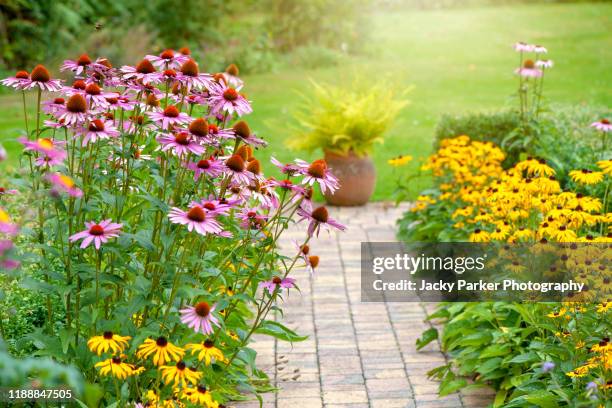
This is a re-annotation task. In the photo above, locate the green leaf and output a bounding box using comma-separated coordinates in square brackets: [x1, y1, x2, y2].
[416, 328, 438, 350]
[439, 378, 467, 396]
[493, 389, 507, 407]
[524, 390, 558, 408]
[255, 320, 307, 342]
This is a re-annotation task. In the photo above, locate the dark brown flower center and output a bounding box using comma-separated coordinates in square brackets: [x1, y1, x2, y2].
[15, 70, 29, 79]
[53, 97, 65, 104]
[103, 331, 113, 339]
[272, 276, 283, 285]
[89, 224, 104, 236]
[233, 121, 250, 138]
[156, 336, 168, 347]
[309, 256, 319, 268]
[77, 54, 92, 66]
[204, 339, 214, 348]
[226, 155, 245, 172]
[301, 244, 310, 255]
[136, 59, 156, 74]
[247, 159, 261, 174]
[187, 206, 206, 222]
[72, 80, 86, 90]
[203, 202, 215, 210]
[194, 160, 211, 171]
[30, 65, 51, 82]
[225, 63, 239, 76]
[189, 118, 209, 137]
[85, 83, 101, 95]
[106, 97, 118, 104]
[163, 69, 176, 77]
[223, 88, 239, 101]
[112, 357, 122, 364]
[162, 106, 180, 119]
[174, 132, 190, 145]
[312, 207, 329, 223]
[66, 94, 87, 113]
[89, 119, 105, 132]
[180, 59, 199, 77]
[308, 160, 327, 178]
[197, 385, 207, 394]
[523, 59, 535, 69]
[179, 47, 191, 55]
[160, 49, 175, 60]
[176, 361, 186, 370]
[195, 301, 211, 317]
[602, 119, 611, 125]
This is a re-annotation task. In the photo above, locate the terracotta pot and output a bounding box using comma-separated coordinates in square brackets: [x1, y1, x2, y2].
[323, 151, 376, 206]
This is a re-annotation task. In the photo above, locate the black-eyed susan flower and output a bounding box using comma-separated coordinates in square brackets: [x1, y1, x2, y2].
[597, 302, 611, 313]
[186, 339, 226, 365]
[596, 159, 612, 175]
[95, 356, 135, 379]
[181, 385, 219, 407]
[388, 155, 412, 167]
[87, 332, 131, 355]
[547, 308, 566, 318]
[159, 360, 201, 386]
[136, 336, 184, 366]
[469, 228, 490, 242]
[569, 169, 604, 185]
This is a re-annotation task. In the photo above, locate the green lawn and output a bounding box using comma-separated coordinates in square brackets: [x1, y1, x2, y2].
[1, 2, 611, 200]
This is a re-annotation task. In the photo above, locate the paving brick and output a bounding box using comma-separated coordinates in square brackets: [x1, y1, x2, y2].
[234, 203, 492, 408]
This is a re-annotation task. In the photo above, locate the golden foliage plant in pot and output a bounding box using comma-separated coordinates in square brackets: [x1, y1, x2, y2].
[289, 79, 408, 206]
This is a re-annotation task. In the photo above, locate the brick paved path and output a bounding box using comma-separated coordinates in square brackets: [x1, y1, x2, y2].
[235, 203, 493, 408]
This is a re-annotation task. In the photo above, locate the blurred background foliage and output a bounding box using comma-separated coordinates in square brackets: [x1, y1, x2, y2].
[3, 0, 603, 76]
[0, 0, 371, 75]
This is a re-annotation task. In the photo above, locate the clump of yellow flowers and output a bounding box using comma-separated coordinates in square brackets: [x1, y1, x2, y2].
[408, 135, 611, 401]
[416, 135, 611, 244]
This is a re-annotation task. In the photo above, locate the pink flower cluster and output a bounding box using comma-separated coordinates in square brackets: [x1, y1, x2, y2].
[1, 50, 347, 334]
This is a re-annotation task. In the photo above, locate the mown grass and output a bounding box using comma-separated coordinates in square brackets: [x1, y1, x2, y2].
[1, 2, 610, 200]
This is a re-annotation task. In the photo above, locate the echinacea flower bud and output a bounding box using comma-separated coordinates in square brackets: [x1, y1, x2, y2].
[301, 244, 310, 255]
[225, 63, 239, 76]
[308, 256, 320, 268]
[146, 93, 159, 107]
[66, 94, 87, 113]
[30, 65, 51, 82]
[179, 47, 191, 55]
[136, 59, 156, 74]
[180, 59, 199, 77]
[225, 154, 245, 172]
[233, 121, 250, 138]
[246, 159, 261, 174]
[236, 145, 252, 161]
[189, 118, 209, 137]
[77, 54, 92, 66]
